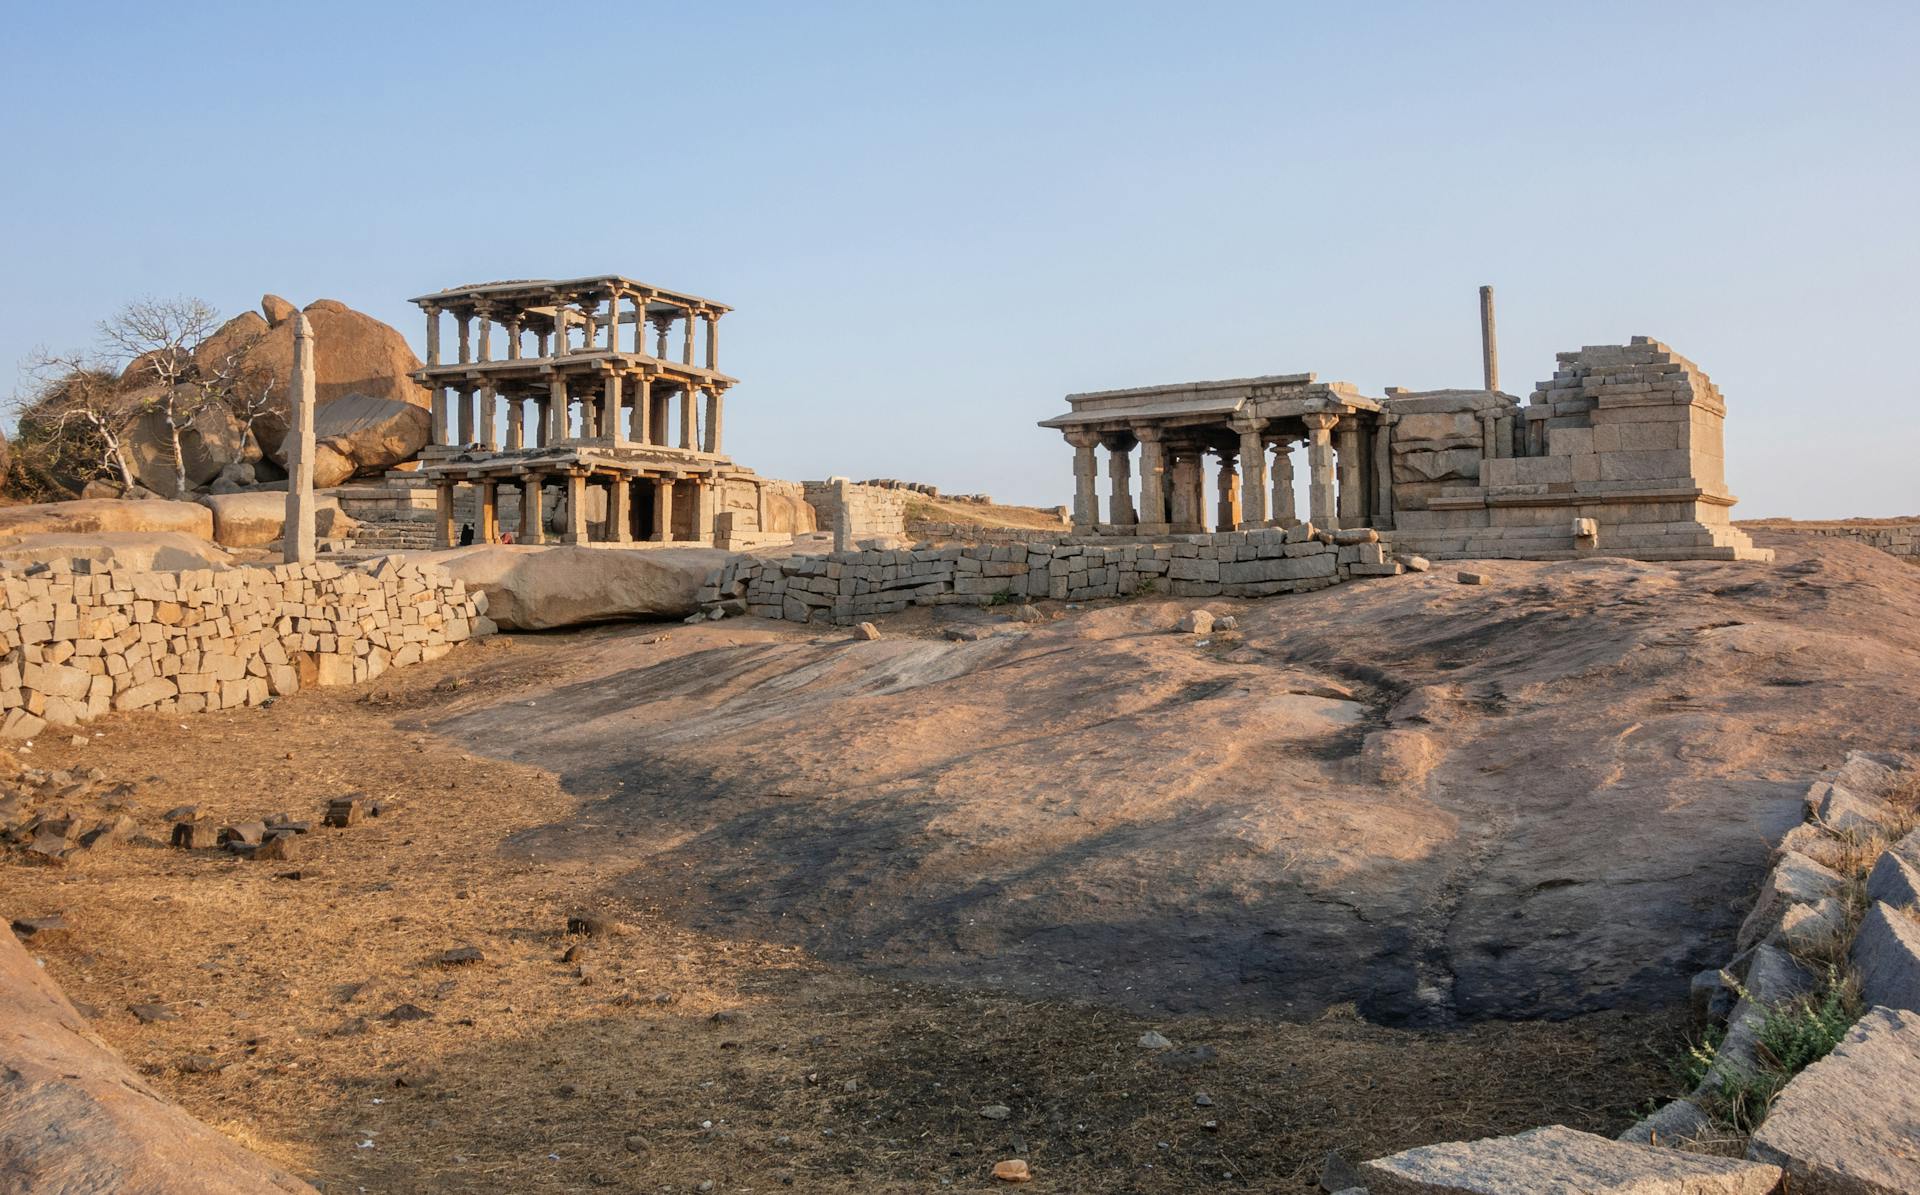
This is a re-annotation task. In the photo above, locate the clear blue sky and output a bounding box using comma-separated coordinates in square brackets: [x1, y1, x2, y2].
[3, 2, 1915, 517]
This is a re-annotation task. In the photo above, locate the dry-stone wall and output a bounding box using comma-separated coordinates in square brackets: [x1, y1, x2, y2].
[0, 556, 491, 740]
[1740, 520, 1920, 562]
[697, 523, 1402, 626]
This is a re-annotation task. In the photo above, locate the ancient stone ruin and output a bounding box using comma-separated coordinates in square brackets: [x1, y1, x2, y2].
[410, 276, 792, 549]
[1043, 330, 1769, 563]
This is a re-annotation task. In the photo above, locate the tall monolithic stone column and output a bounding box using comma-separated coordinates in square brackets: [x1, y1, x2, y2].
[1301, 412, 1339, 530]
[1133, 428, 1166, 530]
[1234, 417, 1269, 526]
[284, 313, 317, 563]
[1066, 430, 1100, 530]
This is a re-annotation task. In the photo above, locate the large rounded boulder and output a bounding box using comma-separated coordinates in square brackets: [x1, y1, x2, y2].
[0, 531, 232, 572]
[199, 491, 353, 548]
[417, 545, 737, 630]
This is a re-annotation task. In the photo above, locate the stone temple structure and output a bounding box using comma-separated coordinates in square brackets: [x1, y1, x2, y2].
[1042, 328, 1768, 562]
[410, 276, 786, 548]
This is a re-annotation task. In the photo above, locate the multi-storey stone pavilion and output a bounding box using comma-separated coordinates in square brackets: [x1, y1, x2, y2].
[410, 275, 764, 547]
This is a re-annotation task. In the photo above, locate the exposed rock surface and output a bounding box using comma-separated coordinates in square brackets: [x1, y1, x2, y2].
[0, 531, 231, 573]
[1748, 1005, 1920, 1194]
[1359, 1125, 1780, 1194]
[424, 537, 1920, 1022]
[1851, 903, 1920, 1013]
[418, 545, 736, 630]
[293, 390, 431, 489]
[0, 922, 317, 1192]
[0, 498, 213, 543]
[1736, 850, 1845, 950]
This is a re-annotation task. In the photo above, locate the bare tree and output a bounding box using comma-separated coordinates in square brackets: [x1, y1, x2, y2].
[101, 297, 228, 497]
[13, 349, 142, 490]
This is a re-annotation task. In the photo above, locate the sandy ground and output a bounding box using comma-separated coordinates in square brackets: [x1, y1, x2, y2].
[5, 529, 1915, 1191]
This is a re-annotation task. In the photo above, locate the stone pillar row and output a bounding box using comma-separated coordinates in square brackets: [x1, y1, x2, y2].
[433, 375, 722, 451]
[1063, 422, 1347, 532]
[432, 472, 718, 548]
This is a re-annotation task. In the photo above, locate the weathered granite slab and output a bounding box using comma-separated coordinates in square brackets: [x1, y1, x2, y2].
[1617, 1098, 1715, 1148]
[1748, 1005, 1920, 1194]
[1851, 903, 1920, 1014]
[1359, 1125, 1780, 1194]
[1737, 852, 1844, 951]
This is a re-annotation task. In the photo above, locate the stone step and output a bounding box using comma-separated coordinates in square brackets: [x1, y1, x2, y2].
[1360, 1125, 1780, 1194]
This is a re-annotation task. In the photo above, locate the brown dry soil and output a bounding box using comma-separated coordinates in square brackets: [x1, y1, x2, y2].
[3, 529, 1917, 1193]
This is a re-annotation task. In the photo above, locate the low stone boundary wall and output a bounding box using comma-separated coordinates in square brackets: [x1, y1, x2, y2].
[1740, 520, 1920, 561]
[907, 522, 1071, 545]
[801, 481, 907, 541]
[696, 523, 1402, 626]
[0, 556, 492, 740]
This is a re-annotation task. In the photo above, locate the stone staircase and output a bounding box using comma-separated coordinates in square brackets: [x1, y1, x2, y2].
[343, 519, 439, 553]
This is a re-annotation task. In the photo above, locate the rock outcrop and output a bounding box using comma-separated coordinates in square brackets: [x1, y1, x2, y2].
[0, 498, 214, 544]
[199, 491, 352, 548]
[123, 295, 429, 495]
[0, 926, 318, 1192]
[419, 544, 735, 630]
[0, 531, 231, 573]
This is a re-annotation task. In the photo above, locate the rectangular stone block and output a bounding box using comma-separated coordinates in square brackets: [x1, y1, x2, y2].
[1360, 1125, 1780, 1195]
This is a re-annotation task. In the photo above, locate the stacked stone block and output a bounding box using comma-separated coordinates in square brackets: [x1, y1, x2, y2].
[801, 481, 907, 542]
[0, 556, 492, 740]
[695, 524, 1400, 626]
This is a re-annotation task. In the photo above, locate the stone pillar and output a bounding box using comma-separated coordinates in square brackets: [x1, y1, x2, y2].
[520, 474, 546, 545]
[1106, 441, 1135, 527]
[552, 303, 571, 357]
[563, 473, 590, 543]
[703, 389, 723, 453]
[601, 373, 623, 441]
[478, 481, 499, 543]
[506, 396, 523, 451]
[480, 386, 498, 451]
[608, 477, 632, 543]
[601, 293, 620, 352]
[1302, 412, 1339, 529]
[424, 305, 442, 366]
[457, 313, 471, 364]
[1373, 415, 1396, 531]
[475, 308, 492, 362]
[705, 312, 720, 371]
[536, 329, 550, 358]
[634, 375, 652, 444]
[284, 313, 317, 564]
[1187, 454, 1208, 531]
[505, 317, 522, 361]
[651, 476, 675, 541]
[681, 309, 695, 365]
[430, 388, 448, 447]
[680, 384, 698, 450]
[1134, 428, 1166, 529]
[1234, 416, 1269, 527]
[1271, 439, 1297, 526]
[533, 399, 549, 448]
[1479, 284, 1499, 394]
[1215, 452, 1240, 532]
[650, 383, 671, 447]
[692, 478, 715, 545]
[1167, 452, 1198, 530]
[1495, 413, 1514, 458]
[548, 378, 569, 443]
[1478, 410, 1500, 461]
[434, 480, 456, 548]
[1336, 417, 1365, 527]
[653, 317, 670, 358]
[1065, 430, 1100, 530]
[456, 385, 474, 446]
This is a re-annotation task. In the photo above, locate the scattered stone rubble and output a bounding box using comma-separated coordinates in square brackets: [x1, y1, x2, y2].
[0, 554, 492, 740]
[695, 521, 1401, 626]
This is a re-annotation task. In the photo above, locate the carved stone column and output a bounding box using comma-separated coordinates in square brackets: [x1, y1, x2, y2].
[1215, 451, 1240, 532]
[480, 385, 498, 451]
[1105, 440, 1135, 527]
[456, 385, 474, 446]
[1133, 427, 1166, 530]
[608, 477, 632, 543]
[475, 306, 492, 363]
[520, 473, 546, 545]
[1302, 412, 1340, 529]
[650, 382, 671, 447]
[434, 480, 456, 549]
[634, 375, 652, 444]
[704, 388, 723, 454]
[652, 476, 675, 541]
[424, 305, 442, 366]
[548, 378, 569, 443]
[284, 313, 317, 564]
[1065, 429, 1101, 530]
[681, 309, 695, 365]
[456, 312, 471, 364]
[1479, 409, 1501, 461]
[601, 373, 623, 441]
[552, 300, 571, 357]
[680, 384, 699, 450]
[563, 473, 589, 543]
[505, 317, 522, 361]
[1233, 416, 1269, 527]
[705, 312, 721, 371]
[1271, 439, 1297, 526]
[506, 395, 523, 451]
[478, 480, 498, 543]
